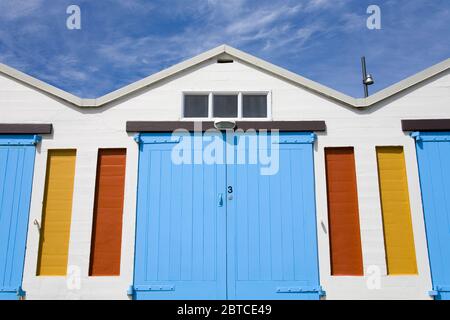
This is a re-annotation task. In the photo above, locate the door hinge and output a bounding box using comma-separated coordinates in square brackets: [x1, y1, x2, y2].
[129, 284, 175, 294]
[274, 133, 316, 144]
[134, 134, 182, 144]
[411, 132, 450, 142]
[276, 286, 325, 296]
[429, 286, 450, 297]
[0, 135, 41, 146]
[0, 286, 26, 297]
[17, 286, 26, 298]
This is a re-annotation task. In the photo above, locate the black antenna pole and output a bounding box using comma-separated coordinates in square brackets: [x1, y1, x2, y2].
[361, 56, 369, 98]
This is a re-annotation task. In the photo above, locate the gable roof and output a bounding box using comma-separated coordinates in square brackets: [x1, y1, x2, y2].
[0, 44, 448, 109]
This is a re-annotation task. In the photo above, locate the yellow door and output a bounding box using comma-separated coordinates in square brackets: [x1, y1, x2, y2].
[37, 150, 77, 276]
[376, 146, 417, 275]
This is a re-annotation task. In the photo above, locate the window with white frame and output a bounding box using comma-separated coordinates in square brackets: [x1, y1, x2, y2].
[183, 92, 270, 119]
[184, 95, 209, 118]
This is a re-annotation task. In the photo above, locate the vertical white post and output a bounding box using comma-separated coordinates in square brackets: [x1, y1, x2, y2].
[238, 92, 243, 119]
[181, 93, 185, 119]
[267, 91, 272, 120]
[208, 92, 213, 118]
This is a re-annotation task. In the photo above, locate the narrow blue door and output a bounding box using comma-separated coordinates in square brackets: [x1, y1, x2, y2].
[414, 132, 450, 300]
[133, 133, 227, 299]
[226, 132, 322, 299]
[0, 135, 39, 300]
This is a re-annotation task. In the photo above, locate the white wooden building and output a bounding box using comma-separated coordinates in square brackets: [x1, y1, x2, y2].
[0, 45, 449, 300]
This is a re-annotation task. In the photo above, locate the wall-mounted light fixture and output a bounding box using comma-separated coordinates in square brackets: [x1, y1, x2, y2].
[361, 56, 375, 98]
[214, 120, 236, 130]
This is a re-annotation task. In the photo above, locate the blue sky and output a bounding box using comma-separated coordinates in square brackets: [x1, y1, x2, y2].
[0, 0, 449, 98]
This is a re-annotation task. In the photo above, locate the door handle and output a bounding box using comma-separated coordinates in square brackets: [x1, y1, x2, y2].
[218, 193, 224, 207]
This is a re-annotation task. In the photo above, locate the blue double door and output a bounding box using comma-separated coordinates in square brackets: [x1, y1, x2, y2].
[133, 132, 321, 300]
[414, 132, 450, 300]
[0, 136, 39, 300]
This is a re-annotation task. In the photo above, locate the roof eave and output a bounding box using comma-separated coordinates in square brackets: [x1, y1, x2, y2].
[0, 45, 448, 109]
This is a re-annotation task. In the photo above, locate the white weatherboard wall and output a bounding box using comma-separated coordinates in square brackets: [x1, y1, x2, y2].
[1, 56, 449, 300]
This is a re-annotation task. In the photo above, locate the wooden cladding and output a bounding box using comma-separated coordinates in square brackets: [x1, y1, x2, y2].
[325, 147, 363, 276]
[89, 149, 127, 276]
[37, 150, 77, 276]
[376, 147, 417, 275]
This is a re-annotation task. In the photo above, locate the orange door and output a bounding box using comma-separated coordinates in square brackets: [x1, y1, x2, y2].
[325, 147, 363, 276]
[89, 149, 127, 276]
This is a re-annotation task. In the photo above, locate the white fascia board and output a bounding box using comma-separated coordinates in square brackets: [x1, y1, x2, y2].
[0, 45, 448, 109]
[94, 45, 227, 107]
[359, 58, 450, 107]
[0, 62, 83, 106]
[222, 45, 358, 107]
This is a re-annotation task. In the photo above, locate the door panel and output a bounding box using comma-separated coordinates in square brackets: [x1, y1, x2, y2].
[133, 133, 227, 299]
[324, 148, 363, 276]
[376, 146, 417, 275]
[133, 132, 321, 300]
[0, 136, 38, 300]
[226, 132, 321, 300]
[36, 150, 77, 276]
[89, 149, 127, 276]
[414, 132, 450, 300]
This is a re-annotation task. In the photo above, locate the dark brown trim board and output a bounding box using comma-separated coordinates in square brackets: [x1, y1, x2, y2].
[0, 123, 53, 134]
[236, 121, 326, 131]
[126, 121, 215, 132]
[402, 119, 450, 131]
[126, 121, 326, 132]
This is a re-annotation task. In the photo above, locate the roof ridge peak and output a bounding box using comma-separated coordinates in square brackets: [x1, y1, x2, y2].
[0, 45, 448, 109]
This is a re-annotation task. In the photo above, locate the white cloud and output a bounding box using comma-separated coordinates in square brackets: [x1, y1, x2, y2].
[225, 4, 302, 35]
[338, 12, 365, 32]
[113, 0, 155, 12]
[304, 0, 348, 11]
[2, 0, 447, 98]
[0, 0, 43, 20]
[94, 1, 348, 72]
